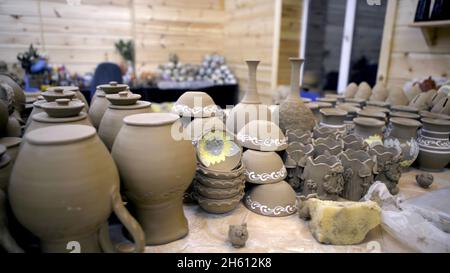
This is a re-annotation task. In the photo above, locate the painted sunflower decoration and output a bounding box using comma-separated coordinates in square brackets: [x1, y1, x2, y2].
[197, 130, 241, 169]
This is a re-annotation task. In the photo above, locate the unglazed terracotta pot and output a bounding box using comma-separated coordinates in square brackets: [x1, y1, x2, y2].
[344, 83, 358, 98]
[301, 155, 344, 201]
[226, 61, 272, 135]
[278, 58, 315, 134]
[6, 116, 21, 137]
[391, 105, 419, 114]
[45, 86, 89, 111]
[340, 150, 377, 201]
[194, 181, 244, 200]
[353, 117, 385, 148]
[420, 111, 450, 120]
[173, 91, 219, 118]
[237, 120, 288, 152]
[0, 189, 23, 253]
[0, 145, 11, 191]
[320, 108, 347, 128]
[245, 181, 297, 217]
[368, 145, 402, 195]
[88, 90, 110, 129]
[26, 112, 92, 134]
[417, 118, 450, 172]
[0, 74, 26, 114]
[98, 93, 151, 150]
[112, 113, 196, 245]
[305, 102, 320, 123]
[386, 87, 409, 106]
[242, 150, 286, 184]
[366, 100, 390, 109]
[390, 111, 420, 120]
[344, 98, 366, 108]
[384, 117, 422, 168]
[0, 137, 21, 163]
[9, 125, 145, 253]
[354, 82, 372, 100]
[369, 82, 389, 102]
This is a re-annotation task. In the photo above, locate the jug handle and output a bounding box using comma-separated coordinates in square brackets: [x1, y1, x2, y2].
[99, 186, 146, 253]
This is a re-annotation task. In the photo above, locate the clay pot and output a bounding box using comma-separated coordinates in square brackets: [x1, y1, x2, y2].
[40, 98, 85, 118]
[404, 83, 422, 102]
[313, 136, 344, 156]
[364, 106, 390, 115]
[41, 87, 75, 102]
[340, 150, 377, 201]
[353, 117, 385, 147]
[245, 181, 297, 217]
[368, 145, 402, 195]
[354, 82, 372, 100]
[370, 82, 389, 102]
[98, 94, 152, 150]
[417, 118, 450, 172]
[237, 120, 288, 152]
[430, 85, 450, 108]
[9, 125, 145, 253]
[0, 74, 26, 114]
[344, 83, 358, 98]
[391, 105, 419, 114]
[106, 91, 141, 106]
[357, 109, 386, 122]
[409, 89, 437, 111]
[390, 111, 420, 120]
[196, 191, 244, 214]
[431, 96, 450, 115]
[88, 90, 110, 129]
[301, 155, 345, 200]
[278, 58, 315, 134]
[97, 81, 128, 94]
[226, 61, 272, 135]
[317, 97, 337, 107]
[419, 111, 450, 120]
[46, 86, 89, 111]
[284, 143, 314, 192]
[319, 108, 347, 129]
[26, 112, 92, 134]
[286, 129, 312, 145]
[194, 181, 244, 199]
[366, 101, 390, 109]
[173, 91, 219, 118]
[6, 116, 21, 137]
[384, 117, 422, 168]
[0, 189, 23, 253]
[242, 150, 286, 184]
[112, 113, 196, 245]
[344, 98, 366, 108]
[25, 100, 46, 128]
[386, 87, 409, 106]
[0, 137, 21, 163]
[343, 134, 367, 151]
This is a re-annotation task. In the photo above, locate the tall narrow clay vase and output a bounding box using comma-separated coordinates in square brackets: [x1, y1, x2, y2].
[9, 125, 145, 253]
[417, 118, 450, 172]
[112, 113, 196, 245]
[279, 58, 315, 134]
[226, 61, 272, 135]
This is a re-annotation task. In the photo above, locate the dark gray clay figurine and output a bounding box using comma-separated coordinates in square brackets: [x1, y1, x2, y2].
[416, 173, 434, 189]
[228, 223, 248, 248]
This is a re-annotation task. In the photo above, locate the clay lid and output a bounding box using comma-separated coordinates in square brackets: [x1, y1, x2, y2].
[421, 118, 450, 127]
[317, 97, 337, 104]
[32, 99, 46, 109]
[32, 111, 88, 123]
[367, 101, 390, 108]
[325, 94, 345, 100]
[124, 113, 180, 127]
[353, 117, 385, 127]
[336, 104, 360, 113]
[305, 102, 319, 110]
[345, 98, 365, 103]
[40, 98, 85, 118]
[315, 102, 333, 108]
[236, 120, 288, 152]
[420, 111, 450, 120]
[41, 87, 75, 102]
[245, 181, 297, 217]
[46, 86, 79, 92]
[390, 117, 422, 128]
[173, 91, 218, 118]
[357, 109, 386, 120]
[26, 125, 96, 145]
[106, 91, 141, 106]
[0, 137, 21, 148]
[390, 111, 420, 120]
[391, 105, 419, 114]
[242, 150, 286, 184]
[97, 81, 128, 94]
[320, 108, 347, 117]
[364, 106, 390, 114]
[109, 100, 151, 110]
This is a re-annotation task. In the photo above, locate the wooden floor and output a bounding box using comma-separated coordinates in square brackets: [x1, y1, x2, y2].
[131, 168, 450, 253]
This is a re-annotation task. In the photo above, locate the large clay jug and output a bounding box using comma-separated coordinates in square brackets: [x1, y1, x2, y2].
[226, 60, 272, 135]
[45, 86, 89, 111]
[112, 113, 196, 245]
[9, 125, 145, 253]
[99, 92, 152, 150]
[89, 82, 128, 129]
[279, 58, 315, 134]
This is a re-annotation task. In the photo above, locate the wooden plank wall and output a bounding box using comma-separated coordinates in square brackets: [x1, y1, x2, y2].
[379, 0, 450, 89]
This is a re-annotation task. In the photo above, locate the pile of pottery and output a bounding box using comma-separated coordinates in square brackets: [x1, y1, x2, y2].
[0, 74, 27, 138]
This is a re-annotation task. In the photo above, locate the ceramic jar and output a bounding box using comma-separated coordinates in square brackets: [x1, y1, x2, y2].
[237, 120, 288, 152]
[6, 116, 21, 137]
[45, 86, 89, 111]
[353, 117, 385, 148]
[98, 92, 152, 150]
[245, 181, 297, 217]
[0, 74, 26, 115]
[390, 111, 420, 120]
[25, 100, 46, 128]
[354, 82, 372, 100]
[112, 113, 196, 245]
[386, 87, 409, 106]
[366, 101, 390, 109]
[417, 118, 450, 172]
[278, 58, 315, 134]
[384, 117, 422, 168]
[319, 108, 347, 136]
[430, 85, 450, 108]
[391, 105, 419, 114]
[89, 82, 128, 129]
[41, 87, 75, 102]
[283, 142, 314, 192]
[368, 145, 402, 195]
[357, 109, 386, 122]
[9, 125, 145, 253]
[369, 83, 389, 102]
[340, 150, 377, 201]
[301, 155, 344, 201]
[226, 60, 272, 135]
[242, 150, 286, 184]
[344, 83, 358, 98]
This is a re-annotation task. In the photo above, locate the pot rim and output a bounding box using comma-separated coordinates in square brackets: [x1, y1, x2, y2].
[123, 113, 179, 127]
[26, 125, 96, 145]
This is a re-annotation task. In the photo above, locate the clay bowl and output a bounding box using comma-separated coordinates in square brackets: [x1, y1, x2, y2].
[317, 97, 337, 106]
[344, 98, 366, 108]
[236, 120, 288, 152]
[390, 111, 421, 120]
[419, 111, 450, 120]
[196, 173, 245, 190]
[97, 81, 128, 94]
[363, 106, 390, 115]
[197, 162, 245, 180]
[194, 181, 244, 199]
[41, 87, 75, 102]
[106, 91, 140, 106]
[242, 150, 286, 184]
[391, 105, 419, 114]
[173, 91, 218, 118]
[366, 101, 390, 109]
[357, 109, 386, 122]
[196, 191, 244, 214]
[40, 99, 85, 118]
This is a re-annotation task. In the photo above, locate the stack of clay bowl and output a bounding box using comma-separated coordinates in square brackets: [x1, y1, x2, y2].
[89, 81, 129, 128]
[25, 98, 91, 134]
[98, 91, 151, 150]
[194, 129, 244, 214]
[238, 120, 297, 217]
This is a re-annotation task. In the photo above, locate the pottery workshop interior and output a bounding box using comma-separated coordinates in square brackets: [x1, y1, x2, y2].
[0, 0, 450, 257]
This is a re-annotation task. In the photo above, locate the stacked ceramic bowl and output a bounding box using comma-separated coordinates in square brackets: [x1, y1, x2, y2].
[237, 120, 297, 217]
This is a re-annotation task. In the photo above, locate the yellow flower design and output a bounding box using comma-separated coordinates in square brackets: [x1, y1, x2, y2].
[197, 131, 238, 167]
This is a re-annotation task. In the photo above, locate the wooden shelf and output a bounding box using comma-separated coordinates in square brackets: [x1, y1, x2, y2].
[409, 20, 450, 46]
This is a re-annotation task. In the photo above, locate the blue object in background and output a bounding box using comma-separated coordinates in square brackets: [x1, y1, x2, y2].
[300, 89, 319, 101]
[89, 62, 123, 96]
[24, 74, 40, 92]
[30, 59, 47, 74]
